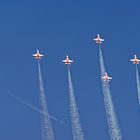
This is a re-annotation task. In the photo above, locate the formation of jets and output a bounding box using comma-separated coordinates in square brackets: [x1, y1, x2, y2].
[32, 34, 140, 82]
[33, 50, 73, 65]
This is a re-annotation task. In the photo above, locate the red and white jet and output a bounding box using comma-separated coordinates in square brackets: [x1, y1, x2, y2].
[33, 50, 44, 59]
[94, 34, 104, 45]
[62, 55, 73, 65]
[130, 54, 140, 64]
[102, 72, 112, 81]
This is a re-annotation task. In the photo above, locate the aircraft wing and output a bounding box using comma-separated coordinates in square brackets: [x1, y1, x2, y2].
[130, 59, 140, 62]
[62, 60, 66, 62]
[33, 54, 37, 57]
[69, 60, 74, 63]
[94, 38, 98, 41]
[102, 76, 105, 79]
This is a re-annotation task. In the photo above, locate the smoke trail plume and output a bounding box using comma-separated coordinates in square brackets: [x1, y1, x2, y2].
[136, 65, 140, 106]
[67, 66, 85, 140]
[99, 47, 122, 140]
[38, 60, 55, 140]
[0, 88, 62, 123]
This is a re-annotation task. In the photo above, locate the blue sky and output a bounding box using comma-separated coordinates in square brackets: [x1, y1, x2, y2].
[0, 0, 140, 140]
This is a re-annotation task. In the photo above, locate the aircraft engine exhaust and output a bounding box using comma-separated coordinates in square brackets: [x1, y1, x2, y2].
[99, 47, 122, 140]
[38, 60, 55, 140]
[67, 66, 85, 140]
[136, 65, 140, 106]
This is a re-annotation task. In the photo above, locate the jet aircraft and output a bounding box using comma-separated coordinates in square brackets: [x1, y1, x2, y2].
[130, 54, 140, 64]
[62, 55, 73, 65]
[94, 34, 104, 45]
[102, 72, 112, 81]
[33, 50, 44, 59]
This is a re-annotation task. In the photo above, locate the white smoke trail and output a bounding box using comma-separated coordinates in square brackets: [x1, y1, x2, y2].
[38, 60, 55, 140]
[99, 47, 122, 140]
[136, 65, 140, 106]
[0, 88, 63, 123]
[67, 66, 85, 140]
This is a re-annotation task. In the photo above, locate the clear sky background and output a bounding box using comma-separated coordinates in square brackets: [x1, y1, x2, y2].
[0, 0, 140, 140]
